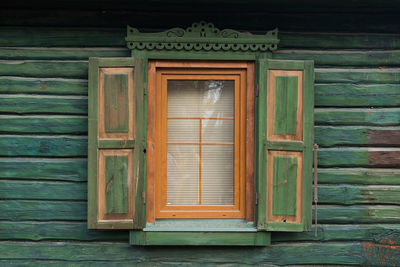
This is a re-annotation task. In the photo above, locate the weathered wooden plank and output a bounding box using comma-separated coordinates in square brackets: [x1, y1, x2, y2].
[0, 180, 86, 200]
[315, 68, 400, 84]
[0, 200, 86, 221]
[319, 148, 400, 167]
[0, 61, 88, 78]
[0, 27, 125, 47]
[0, 136, 87, 157]
[318, 168, 400, 185]
[280, 32, 400, 49]
[315, 126, 400, 147]
[315, 108, 400, 126]
[0, 96, 87, 115]
[0, 47, 129, 60]
[315, 84, 400, 107]
[273, 224, 400, 243]
[0, 77, 87, 95]
[0, 158, 86, 181]
[0, 115, 87, 134]
[318, 185, 400, 205]
[316, 205, 400, 224]
[0, 221, 128, 241]
[0, 241, 364, 265]
[275, 50, 400, 67]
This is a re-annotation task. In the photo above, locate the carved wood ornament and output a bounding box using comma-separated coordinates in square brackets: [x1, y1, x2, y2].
[126, 21, 279, 52]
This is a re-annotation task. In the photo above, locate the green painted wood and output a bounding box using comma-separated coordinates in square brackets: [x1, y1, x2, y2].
[265, 140, 304, 151]
[0, 200, 86, 221]
[0, 116, 87, 134]
[315, 69, 400, 84]
[317, 185, 400, 205]
[315, 84, 400, 107]
[0, 77, 87, 95]
[318, 168, 400, 185]
[272, 156, 297, 216]
[0, 221, 128, 241]
[0, 47, 129, 60]
[105, 155, 129, 214]
[275, 50, 400, 67]
[104, 73, 129, 133]
[0, 241, 371, 265]
[0, 158, 86, 181]
[0, 96, 87, 115]
[130, 231, 271, 246]
[98, 140, 135, 149]
[315, 126, 400, 147]
[0, 180, 86, 200]
[0, 61, 88, 78]
[280, 32, 400, 49]
[0, 27, 125, 47]
[274, 76, 298, 135]
[0, 136, 87, 157]
[273, 224, 400, 243]
[315, 108, 400, 126]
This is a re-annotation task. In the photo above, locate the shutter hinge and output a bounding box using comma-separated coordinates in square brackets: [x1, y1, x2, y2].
[144, 82, 147, 96]
[255, 192, 258, 205]
[255, 84, 259, 97]
[142, 191, 146, 204]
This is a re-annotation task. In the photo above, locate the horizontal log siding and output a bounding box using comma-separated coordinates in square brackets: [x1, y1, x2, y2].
[0, 10, 399, 265]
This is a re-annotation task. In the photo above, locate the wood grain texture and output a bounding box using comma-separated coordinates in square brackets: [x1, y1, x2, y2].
[318, 168, 400, 185]
[0, 116, 87, 134]
[0, 77, 87, 95]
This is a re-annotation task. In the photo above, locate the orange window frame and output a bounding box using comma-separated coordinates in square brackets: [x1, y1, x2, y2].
[147, 61, 254, 221]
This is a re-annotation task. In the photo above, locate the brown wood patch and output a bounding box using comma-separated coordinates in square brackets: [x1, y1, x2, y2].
[368, 130, 400, 146]
[368, 151, 400, 167]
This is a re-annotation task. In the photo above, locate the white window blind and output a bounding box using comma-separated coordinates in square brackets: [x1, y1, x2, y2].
[166, 80, 235, 206]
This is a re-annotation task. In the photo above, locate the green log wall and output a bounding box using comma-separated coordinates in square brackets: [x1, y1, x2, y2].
[0, 3, 399, 266]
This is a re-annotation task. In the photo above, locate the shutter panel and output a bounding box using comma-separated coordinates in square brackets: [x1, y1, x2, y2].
[257, 59, 314, 232]
[88, 58, 146, 229]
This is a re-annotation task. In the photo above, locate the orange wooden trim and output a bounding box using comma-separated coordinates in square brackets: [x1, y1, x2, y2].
[199, 118, 202, 205]
[167, 142, 234, 145]
[267, 70, 304, 142]
[98, 149, 134, 221]
[245, 62, 255, 222]
[98, 67, 135, 140]
[153, 60, 249, 69]
[146, 61, 157, 223]
[266, 150, 303, 224]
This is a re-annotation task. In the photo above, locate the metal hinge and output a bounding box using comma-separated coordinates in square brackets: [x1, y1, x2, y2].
[255, 84, 259, 97]
[255, 192, 258, 205]
[142, 191, 146, 204]
[143, 82, 147, 96]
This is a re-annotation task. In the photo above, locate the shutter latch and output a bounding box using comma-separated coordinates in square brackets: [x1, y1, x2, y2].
[313, 144, 319, 237]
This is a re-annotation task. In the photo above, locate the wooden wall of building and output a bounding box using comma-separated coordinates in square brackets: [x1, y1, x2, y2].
[0, 3, 399, 265]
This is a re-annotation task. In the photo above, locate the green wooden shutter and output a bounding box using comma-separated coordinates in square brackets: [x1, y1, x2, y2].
[257, 59, 314, 232]
[88, 58, 146, 229]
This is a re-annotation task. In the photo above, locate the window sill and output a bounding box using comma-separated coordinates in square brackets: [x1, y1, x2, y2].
[130, 219, 270, 246]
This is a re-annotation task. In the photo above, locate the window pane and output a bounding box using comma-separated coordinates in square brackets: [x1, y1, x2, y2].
[201, 145, 234, 205]
[167, 80, 234, 118]
[202, 119, 234, 143]
[167, 119, 199, 143]
[167, 145, 199, 205]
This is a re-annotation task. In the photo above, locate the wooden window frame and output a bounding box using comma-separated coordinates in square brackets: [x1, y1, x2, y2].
[146, 60, 255, 222]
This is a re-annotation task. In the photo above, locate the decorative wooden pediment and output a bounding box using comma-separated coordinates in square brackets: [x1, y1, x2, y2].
[126, 21, 279, 52]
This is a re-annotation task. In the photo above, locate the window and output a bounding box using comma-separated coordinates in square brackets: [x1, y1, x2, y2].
[87, 22, 314, 246]
[147, 61, 254, 221]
